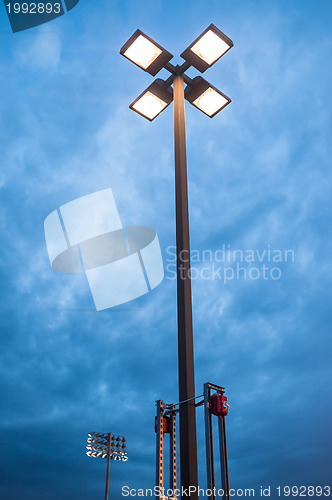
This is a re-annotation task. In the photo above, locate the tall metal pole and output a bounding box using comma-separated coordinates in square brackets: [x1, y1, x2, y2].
[170, 404, 177, 496]
[218, 415, 230, 499]
[105, 432, 111, 500]
[156, 400, 164, 499]
[173, 73, 198, 499]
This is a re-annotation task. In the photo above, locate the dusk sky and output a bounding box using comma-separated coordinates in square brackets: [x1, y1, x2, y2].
[0, 0, 331, 499]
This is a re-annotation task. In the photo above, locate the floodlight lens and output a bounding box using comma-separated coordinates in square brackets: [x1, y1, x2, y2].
[191, 30, 230, 66]
[132, 91, 167, 120]
[124, 35, 162, 70]
[193, 87, 228, 116]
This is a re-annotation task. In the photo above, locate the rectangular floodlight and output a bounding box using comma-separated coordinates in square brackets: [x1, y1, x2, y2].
[86, 432, 128, 461]
[120, 29, 173, 76]
[181, 24, 233, 73]
[130, 79, 173, 121]
[185, 77, 231, 118]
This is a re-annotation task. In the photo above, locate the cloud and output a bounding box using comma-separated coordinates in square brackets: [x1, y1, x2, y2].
[0, 1, 331, 499]
[15, 29, 62, 70]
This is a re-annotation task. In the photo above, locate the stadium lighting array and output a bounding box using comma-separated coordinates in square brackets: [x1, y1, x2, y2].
[86, 432, 128, 462]
[86, 432, 128, 500]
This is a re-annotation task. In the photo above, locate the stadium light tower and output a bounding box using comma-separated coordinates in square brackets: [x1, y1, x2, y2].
[86, 431, 128, 500]
[120, 24, 233, 499]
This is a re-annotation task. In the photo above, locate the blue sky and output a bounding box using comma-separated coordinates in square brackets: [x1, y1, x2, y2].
[0, 0, 331, 499]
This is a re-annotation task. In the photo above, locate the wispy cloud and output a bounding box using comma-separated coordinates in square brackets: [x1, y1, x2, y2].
[0, 1, 331, 498]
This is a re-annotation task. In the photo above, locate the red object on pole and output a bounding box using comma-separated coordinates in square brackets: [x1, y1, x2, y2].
[210, 394, 229, 417]
[155, 415, 171, 434]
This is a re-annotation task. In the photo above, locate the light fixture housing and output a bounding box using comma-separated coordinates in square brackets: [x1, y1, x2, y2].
[130, 79, 173, 121]
[86, 432, 127, 461]
[185, 77, 231, 118]
[181, 24, 233, 73]
[120, 29, 173, 76]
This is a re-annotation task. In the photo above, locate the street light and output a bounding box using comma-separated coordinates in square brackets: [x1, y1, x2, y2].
[130, 80, 173, 121]
[120, 29, 173, 75]
[120, 24, 233, 500]
[180, 24, 233, 73]
[185, 77, 231, 117]
[86, 432, 128, 500]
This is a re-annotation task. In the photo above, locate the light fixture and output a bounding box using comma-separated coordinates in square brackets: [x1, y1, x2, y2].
[120, 29, 173, 76]
[130, 79, 173, 121]
[121, 25, 232, 121]
[120, 26, 233, 500]
[86, 432, 128, 462]
[185, 77, 231, 118]
[181, 24, 233, 73]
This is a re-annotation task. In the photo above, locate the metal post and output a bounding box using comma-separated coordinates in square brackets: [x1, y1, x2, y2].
[218, 412, 230, 499]
[204, 383, 216, 500]
[156, 400, 164, 500]
[173, 73, 198, 499]
[170, 405, 177, 496]
[105, 432, 111, 500]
